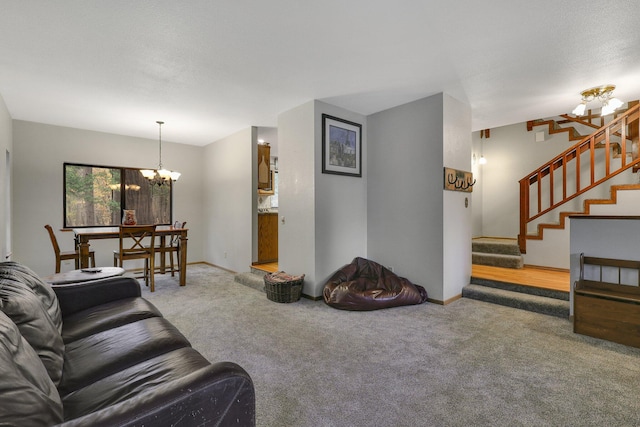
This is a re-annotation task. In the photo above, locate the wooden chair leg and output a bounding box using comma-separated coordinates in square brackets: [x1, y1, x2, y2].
[90, 253, 95, 268]
[149, 257, 155, 292]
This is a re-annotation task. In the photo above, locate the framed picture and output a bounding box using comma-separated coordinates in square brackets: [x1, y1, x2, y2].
[322, 114, 362, 177]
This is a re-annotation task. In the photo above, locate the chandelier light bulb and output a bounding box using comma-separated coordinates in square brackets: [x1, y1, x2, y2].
[572, 102, 587, 116]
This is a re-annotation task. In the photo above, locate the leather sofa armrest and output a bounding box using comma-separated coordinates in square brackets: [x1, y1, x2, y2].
[53, 277, 142, 317]
[56, 362, 255, 427]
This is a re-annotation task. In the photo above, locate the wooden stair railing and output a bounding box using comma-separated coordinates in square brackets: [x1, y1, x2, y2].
[518, 103, 640, 253]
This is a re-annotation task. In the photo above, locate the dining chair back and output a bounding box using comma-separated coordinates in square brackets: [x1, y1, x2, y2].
[113, 224, 157, 291]
[44, 224, 95, 273]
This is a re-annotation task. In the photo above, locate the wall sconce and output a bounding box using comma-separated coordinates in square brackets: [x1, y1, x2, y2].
[473, 153, 487, 166]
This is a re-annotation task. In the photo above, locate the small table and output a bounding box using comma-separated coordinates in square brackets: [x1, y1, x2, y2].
[44, 267, 126, 285]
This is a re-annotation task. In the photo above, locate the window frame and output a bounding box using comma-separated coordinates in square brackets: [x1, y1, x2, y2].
[63, 162, 173, 229]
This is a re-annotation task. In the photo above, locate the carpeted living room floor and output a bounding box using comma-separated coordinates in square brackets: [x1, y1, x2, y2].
[142, 264, 640, 427]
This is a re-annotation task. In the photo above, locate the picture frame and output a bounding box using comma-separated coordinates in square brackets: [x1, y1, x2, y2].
[322, 114, 362, 177]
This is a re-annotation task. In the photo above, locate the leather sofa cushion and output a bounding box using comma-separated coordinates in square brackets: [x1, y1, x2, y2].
[59, 317, 192, 395]
[0, 274, 65, 386]
[62, 297, 163, 343]
[62, 347, 210, 420]
[0, 261, 62, 330]
[0, 310, 63, 426]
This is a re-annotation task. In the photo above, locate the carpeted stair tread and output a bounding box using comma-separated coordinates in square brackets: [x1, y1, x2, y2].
[472, 239, 521, 256]
[462, 284, 569, 318]
[234, 272, 265, 293]
[472, 252, 524, 269]
[470, 277, 568, 301]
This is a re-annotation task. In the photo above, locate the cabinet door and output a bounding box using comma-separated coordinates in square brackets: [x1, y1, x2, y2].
[258, 144, 271, 189]
[258, 214, 278, 262]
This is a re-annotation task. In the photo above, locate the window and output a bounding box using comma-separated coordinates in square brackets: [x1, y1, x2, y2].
[64, 163, 172, 228]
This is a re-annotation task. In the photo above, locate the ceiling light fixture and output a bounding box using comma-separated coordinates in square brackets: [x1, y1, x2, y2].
[572, 84, 623, 117]
[141, 121, 181, 186]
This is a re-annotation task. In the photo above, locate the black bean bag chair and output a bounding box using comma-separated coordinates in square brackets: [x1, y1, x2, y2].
[323, 257, 428, 311]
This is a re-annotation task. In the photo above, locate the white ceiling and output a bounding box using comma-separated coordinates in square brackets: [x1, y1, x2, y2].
[1, 1, 639, 146]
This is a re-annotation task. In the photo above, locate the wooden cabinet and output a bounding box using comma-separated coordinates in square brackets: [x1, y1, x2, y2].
[258, 213, 278, 263]
[258, 144, 271, 190]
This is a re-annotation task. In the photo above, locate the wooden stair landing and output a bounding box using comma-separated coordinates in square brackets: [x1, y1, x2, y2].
[471, 264, 569, 292]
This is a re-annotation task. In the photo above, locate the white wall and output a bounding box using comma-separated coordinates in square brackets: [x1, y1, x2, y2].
[12, 121, 203, 276]
[202, 127, 254, 273]
[0, 95, 12, 261]
[367, 94, 446, 301]
[278, 101, 367, 298]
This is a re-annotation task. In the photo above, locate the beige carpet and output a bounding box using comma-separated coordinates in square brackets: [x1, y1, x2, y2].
[143, 264, 640, 427]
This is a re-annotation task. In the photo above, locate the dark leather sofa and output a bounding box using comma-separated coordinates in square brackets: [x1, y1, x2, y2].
[0, 261, 255, 426]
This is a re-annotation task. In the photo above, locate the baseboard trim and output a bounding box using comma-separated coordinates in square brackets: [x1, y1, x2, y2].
[523, 264, 570, 273]
[428, 294, 462, 305]
[199, 261, 238, 275]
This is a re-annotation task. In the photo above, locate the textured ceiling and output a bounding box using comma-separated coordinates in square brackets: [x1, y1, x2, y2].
[0, 1, 639, 146]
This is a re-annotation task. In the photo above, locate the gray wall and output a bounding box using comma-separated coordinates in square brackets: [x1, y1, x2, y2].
[0, 95, 12, 260]
[480, 122, 584, 238]
[278, 101, 317, 294]
[278, 100, 368, 298]
[12, 121, 204, 276]
[202, 127, 255, 273]
[471, 131, 483, 237]
[366, 93, 472, 302]
[442, 95, 472, 301]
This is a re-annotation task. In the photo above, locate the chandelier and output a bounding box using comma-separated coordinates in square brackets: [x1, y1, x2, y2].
[572, 84, 624, 117]
[141, 121, 181, 186]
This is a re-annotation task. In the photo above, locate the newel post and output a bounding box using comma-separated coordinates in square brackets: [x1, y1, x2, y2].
[518, 177, 529, 254]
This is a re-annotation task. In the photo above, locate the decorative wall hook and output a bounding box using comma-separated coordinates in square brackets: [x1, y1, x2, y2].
[444, 167, 474, 193]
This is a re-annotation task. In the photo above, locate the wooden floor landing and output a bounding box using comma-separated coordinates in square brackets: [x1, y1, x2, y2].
[252, 262, 570, 293]
[472, 264, 570, 292]
[251, 262, 278, 273]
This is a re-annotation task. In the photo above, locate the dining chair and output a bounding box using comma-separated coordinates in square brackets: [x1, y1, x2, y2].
[113, 224, 157, 291]
[153, 221, 186, 277]
[44, 224, 95, 274]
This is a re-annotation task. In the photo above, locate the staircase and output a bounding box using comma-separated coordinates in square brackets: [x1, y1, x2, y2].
[462, 278, 569, 318]
[526, 183, 640, 244]
[519, 102, 640, 254]
[472, 237, 523, 269]
[527, 118, 585, 141]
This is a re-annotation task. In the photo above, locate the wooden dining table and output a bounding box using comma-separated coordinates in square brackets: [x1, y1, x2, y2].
[73, 225, 188, 286]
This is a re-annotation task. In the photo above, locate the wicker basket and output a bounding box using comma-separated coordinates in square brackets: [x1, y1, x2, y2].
[264, 271, 305, 303]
